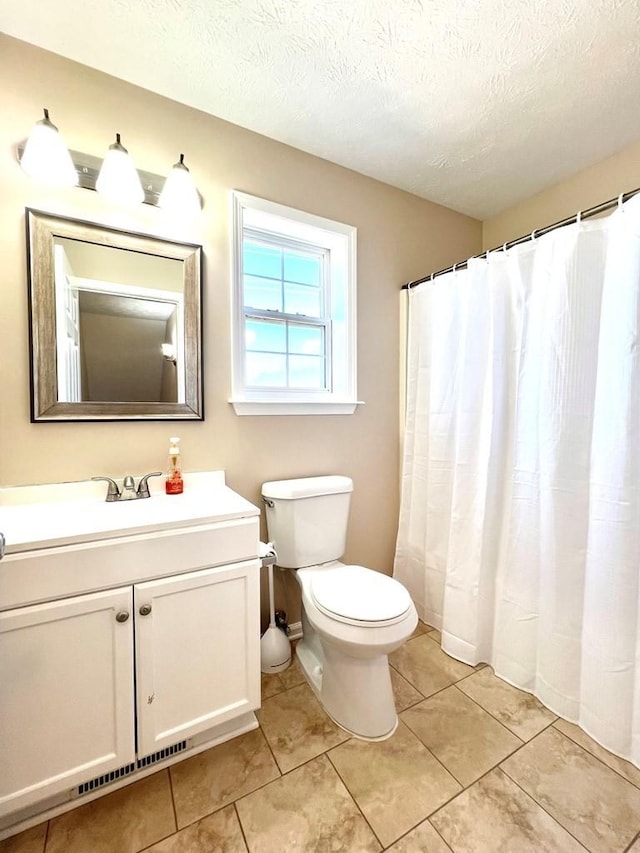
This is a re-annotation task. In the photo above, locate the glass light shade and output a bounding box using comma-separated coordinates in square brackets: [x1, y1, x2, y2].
[20, 109, 78, 187]
[158, 154, 201, 218]
[96, 134, 144, 206]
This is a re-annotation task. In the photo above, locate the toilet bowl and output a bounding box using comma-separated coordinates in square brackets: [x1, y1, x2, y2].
[261, 476, 418, 740]
[295, 561, 417, 739]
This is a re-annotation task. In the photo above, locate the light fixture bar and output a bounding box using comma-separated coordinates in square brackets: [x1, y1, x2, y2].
[17, 144, 164, 206]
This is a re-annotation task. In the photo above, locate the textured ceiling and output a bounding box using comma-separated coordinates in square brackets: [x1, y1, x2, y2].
[2, 0, 640, 218]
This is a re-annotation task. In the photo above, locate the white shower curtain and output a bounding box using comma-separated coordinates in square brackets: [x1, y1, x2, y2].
[394, 197, 640, 767]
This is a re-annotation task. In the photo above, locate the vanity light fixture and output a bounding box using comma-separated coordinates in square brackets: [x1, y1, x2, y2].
[19, 108, 78, 187]
[96, 133, 145, 207]
[18, 111, 203, 215]
[158, 153, 202, 218]
[161, 343, 177, 365]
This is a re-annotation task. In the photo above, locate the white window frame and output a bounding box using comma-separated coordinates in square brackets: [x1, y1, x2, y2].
[230, 191, 360, 415]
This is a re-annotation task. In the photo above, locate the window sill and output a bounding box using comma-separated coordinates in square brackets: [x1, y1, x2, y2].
[229, 399, 364, 416]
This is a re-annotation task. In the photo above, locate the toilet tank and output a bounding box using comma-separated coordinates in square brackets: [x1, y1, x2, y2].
[261, 476, 353, 568]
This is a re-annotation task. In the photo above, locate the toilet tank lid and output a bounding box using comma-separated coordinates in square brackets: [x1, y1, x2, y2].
[262, 475, 353, 500]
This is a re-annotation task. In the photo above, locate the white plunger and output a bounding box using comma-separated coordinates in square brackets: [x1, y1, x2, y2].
[260, 549, 291, 674]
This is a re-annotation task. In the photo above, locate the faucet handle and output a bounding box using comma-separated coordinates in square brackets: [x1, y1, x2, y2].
[137, 471, 163, 499]
[92, 476, 121, 502]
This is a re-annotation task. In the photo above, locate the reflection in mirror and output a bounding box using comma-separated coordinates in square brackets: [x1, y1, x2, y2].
[27, 210, 203, 421]
[54, 239, 184, 403]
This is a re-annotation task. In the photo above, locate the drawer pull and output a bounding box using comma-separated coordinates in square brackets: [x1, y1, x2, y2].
[139, 604, 152, 616]
[115, 610, 130, 623]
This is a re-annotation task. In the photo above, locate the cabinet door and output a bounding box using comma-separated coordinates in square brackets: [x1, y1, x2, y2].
[135, 560, 260, 757]
[0, 587, 135, 818]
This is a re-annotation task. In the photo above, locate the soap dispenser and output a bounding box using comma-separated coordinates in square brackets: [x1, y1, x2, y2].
[165, 436, 184, 495]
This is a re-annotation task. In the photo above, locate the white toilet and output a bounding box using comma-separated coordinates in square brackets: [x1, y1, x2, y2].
[261, 475, 418, 740]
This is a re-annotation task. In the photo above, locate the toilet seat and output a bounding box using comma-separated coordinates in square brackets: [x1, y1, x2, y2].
[310, 564, 412, 627]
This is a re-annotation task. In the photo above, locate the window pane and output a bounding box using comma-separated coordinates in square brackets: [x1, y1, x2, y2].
[245, 319, 286, 353]
[283, 252, 320, 286]
[244, 275, 282, 311]
[245, 352, 286, 387]
[288, 324, 324, 355]
[243, 241, 281, 279]
[284, 282, 321, 317]
[289, 355, 325, 389]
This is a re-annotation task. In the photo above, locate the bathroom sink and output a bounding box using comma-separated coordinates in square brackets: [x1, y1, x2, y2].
[0, 471, 259, 554]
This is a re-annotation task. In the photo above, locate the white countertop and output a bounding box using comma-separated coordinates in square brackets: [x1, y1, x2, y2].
[0, 471, 259, 554]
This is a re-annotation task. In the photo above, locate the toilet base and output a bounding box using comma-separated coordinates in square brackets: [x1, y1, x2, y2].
[296, 635, 398, 741]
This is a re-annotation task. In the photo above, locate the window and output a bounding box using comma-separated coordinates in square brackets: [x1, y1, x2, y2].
[231, 192, 359, 415]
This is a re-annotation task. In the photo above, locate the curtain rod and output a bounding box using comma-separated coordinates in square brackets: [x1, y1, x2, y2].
[402, 185, 640, 290]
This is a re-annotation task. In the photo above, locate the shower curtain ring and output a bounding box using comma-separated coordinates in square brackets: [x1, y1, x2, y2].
[531, 229, 536, 241]
[618, 193, 625, 210]
[502, 242, 508, 252]
[576, 210, 582, 225]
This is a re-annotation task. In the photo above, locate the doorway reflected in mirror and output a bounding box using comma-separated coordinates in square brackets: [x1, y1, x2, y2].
[54, 237, 184, 404]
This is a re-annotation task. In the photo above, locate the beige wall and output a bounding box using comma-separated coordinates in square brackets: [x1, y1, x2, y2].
[483, 139, 640, 248]
[0, 35, 481, 621]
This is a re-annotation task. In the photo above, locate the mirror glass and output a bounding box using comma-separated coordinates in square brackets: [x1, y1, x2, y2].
[27, 210, 203, 421]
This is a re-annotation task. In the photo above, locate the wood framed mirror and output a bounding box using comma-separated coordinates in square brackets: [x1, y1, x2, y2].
[26, 209, 203, 421]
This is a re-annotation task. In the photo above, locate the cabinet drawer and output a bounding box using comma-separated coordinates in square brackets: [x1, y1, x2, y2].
[0, 517, 259, 611]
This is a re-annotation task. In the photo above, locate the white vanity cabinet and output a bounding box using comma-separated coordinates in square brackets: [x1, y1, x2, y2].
[0, 472, 261, 835]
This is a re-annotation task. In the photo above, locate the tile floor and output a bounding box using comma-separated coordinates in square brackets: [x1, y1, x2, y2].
[3, 622, 640, 853]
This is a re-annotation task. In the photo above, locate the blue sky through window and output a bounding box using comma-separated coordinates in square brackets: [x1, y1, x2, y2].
[243, 243, 281, 279]
[243, 238, 327, 389]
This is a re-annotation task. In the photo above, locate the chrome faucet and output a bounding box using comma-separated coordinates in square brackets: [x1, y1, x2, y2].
[92, 472, 163, 502]
[121, 475, 137, 500]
